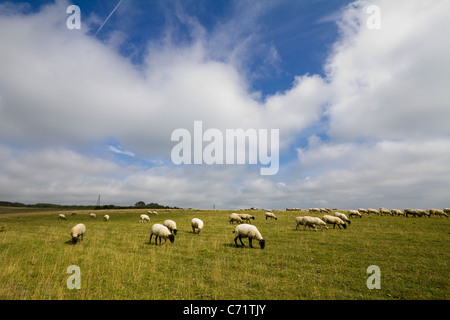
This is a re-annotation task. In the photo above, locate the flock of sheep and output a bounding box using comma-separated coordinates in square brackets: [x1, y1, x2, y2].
[59, 206, 449, 248]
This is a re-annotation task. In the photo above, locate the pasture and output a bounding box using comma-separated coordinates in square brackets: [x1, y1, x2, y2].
[0, 207, 448, 300]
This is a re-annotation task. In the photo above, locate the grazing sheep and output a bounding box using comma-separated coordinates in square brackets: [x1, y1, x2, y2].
[368, 208, 380, 215]
[379, 208, 392, 216]
[334, 212, 351, 224]
[103, 214, 110, 222]
[430, 209, 448, 218]
[238, 213, 255, 223]
[233, 224, 265, 249]
[444, 208, 450, 214]
[322, 215, 347, 229]
[358, 208, 368, 215]
[163, 220, 178, 235]
[320, 208, 331, 213]
[348, 210, 362, 218]
[416, 209, 430, 217]
[89, 213, 96, 219]
[71, 212, 77, 216]
[58, 214, 66, 220]
[264, 211, 278, 220]
[149, 224, 175, 245]
[296, 216, 328, 231]
[70, 223, 86, 244]
[229, 213, 243, 224]
[309, 208, 320, 213]
[191, 218, 204, 234]
[404, 208, 422, 218]
[139, 214, 150, 223]
[391, 209, 405, 217]
[147, 210, 158, 216]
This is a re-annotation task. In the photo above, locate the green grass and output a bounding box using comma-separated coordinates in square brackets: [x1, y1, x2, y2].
[0, 208, 448, 300]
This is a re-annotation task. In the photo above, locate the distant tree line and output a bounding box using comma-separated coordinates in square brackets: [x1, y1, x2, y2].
[0, 201, 179, 210]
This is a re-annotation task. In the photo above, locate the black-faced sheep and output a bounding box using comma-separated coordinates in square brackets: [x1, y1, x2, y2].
[233, 224, 265, 249]
[149, 224, 175, 245]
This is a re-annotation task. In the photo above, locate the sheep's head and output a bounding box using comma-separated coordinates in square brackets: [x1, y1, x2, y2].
[173, 229, 178, 235]
[259, 239, 266, 249]
[71, 235, 78, 244]
[169, 234, 175, 243]
[342, 223, 347, 229]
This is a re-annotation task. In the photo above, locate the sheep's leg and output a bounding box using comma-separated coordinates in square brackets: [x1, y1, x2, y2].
[192, 227, 196, 233]
[162, 238, 167, 245]
[248, 238, 253, 248]
[333, 224, 336, 229]
[149, 234, 153, 244]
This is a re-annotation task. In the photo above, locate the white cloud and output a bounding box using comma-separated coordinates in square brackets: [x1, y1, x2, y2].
[0, 0, 449, 209]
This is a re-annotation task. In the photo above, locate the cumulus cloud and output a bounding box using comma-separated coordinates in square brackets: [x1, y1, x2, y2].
[0, 0, 449, 209]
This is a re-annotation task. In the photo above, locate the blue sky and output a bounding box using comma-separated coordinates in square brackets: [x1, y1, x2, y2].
[1, 0, 449, 209]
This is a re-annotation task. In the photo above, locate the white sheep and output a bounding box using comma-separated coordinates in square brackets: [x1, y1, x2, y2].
[238, 213, 255, 223]
[264, 211, 278, 220]
[379, 208, 392, 216]
[70, 223, 86, 244]
[163, 219, 178, 235]
[233, 224, 265, 249]
[58, 214, 66, 220]
[308, 208, 320, 213]
[139, 214, 150, 223]
[89, 213, 96, 219]
[147, 210, 158, 216]
[444, 208, 450, 214]
[149, 224, 175, 245]
[229, 213, 243, 224]
[348, 210, 362, 218]
[368, 208, 380, 215]
[391, 209, 405, 217]
[322, 215, 347, 229]
[430, 209, 448, 218]
[358, 208, 368, 215]
[103, 214, 110, 222]
[296, 216, 328, 231]
[334, 212, 351, 224]
[404, 208, 422, 217]
[191, 218, 204, 234]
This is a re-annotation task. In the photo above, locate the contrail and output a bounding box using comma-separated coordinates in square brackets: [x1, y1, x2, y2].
[96, 0, 124, 35]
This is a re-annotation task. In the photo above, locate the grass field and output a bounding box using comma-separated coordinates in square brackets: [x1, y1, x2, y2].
[0, 207, 448, 300]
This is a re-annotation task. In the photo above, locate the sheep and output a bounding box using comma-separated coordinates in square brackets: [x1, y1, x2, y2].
[229, 213, 243, 224]
[322, 215, 347, 229]
[89, 213, 96, 219]
[163, 219, 178, 235]
[391, 209, 405, 217]
[404, 208, 422, 218]
[308, 208, 320, 213]
[320, 208, 331, 213]
[147, 210, 158, 216]
[348, 210, 362, 218]
[416, 209, 430, 218]
[368, 208, 380, 215]
[233, 224, 265, 249]
[334, 212, 351, 224]
[430, 209, 448, 218]
[71, 212, 77, 216]
[149, 224, 175, 245]
[264, 211, 278, 220]
[58, 214, 66, 220]
[139, 214, 150, 223]
[296, 216, 328, 231]
[103, 214, 110, 222]
[444, 208, 450, 214]
[70, 223, 86, 244]
[379, 208, 392, 216]
[358, 208, 368, 215]
[238, 213, 255, 223]
[191, 218, 204, 234]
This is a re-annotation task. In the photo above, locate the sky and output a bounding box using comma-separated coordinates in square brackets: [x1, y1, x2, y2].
[0, 0, 449, 210]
